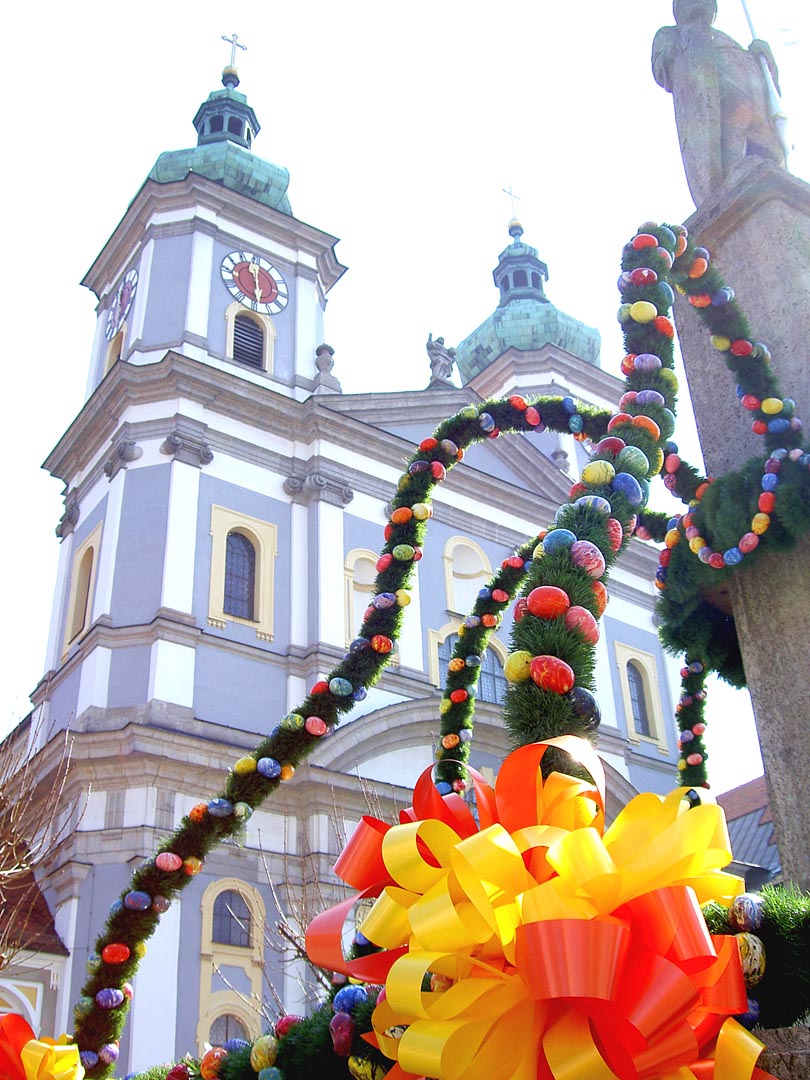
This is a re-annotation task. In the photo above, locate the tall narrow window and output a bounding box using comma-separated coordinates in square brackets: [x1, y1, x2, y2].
[233, 314, 264, 367]
[224, 532, 256, 621]
[513, 269, 528, 287]
[63, 521, 103, 654]
[212, 889, 251, 947]
[68, 547, 94, 643]
[626, 661, 651, 737]
[438, 633, 506, 704]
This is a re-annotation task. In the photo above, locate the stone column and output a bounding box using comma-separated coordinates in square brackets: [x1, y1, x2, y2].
[674, 161, 810, 889]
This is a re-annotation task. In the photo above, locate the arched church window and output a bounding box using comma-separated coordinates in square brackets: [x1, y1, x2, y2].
[344, 549, 378, 646]
[443, 537, 492, 616]
[531, 272, 541, 289]
[233, 314, 264, 368]
[626, 660, 651, 738]
[63, 521, 103, 654]
[228, 117, 243, 137]
[223, 532, 256, 621]
[513, 269, 528, 287]
[212, 889, 251, 947]
[438, 633, 506, 704]
[209, 1014, 248, 1047]
[210, 115, 224, 133]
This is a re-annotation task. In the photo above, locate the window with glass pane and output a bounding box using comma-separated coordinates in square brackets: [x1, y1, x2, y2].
[212, 889, 251, 947]
[224, 532, 256, 620]
[209, 1014, 247, 1046]
[627, 660, 651, 737]
[438, 634, 506, 705]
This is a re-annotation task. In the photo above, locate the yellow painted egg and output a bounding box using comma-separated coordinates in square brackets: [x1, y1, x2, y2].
[630, 301, 658, 323]
[582, 460, 616, 486]
[761, 398, 783, 415]
[504, 651, 533, 683]
[250, 1035, 279, 1071]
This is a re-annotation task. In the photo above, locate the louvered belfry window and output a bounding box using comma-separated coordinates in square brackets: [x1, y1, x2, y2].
[224, 531, 256, 620]
[233, 314, 264, 367]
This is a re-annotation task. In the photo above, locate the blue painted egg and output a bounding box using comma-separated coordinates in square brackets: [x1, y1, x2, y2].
[334, 985, 369, 1013]
[568, 414, 584, 432]
[575, 495, 611, 515]
[728, 892, 765, 932]
[435, 781, 453, 795]
[352, 686, 368, 702]
[80, 1052, 100, 1069]
[479, 412, 495, 432]
[257, 757, 282, 779]
[207, 799, 233, 817]
[372, 593, 397, 610]
[612, 472, 644, 507]
[477, 587, 492, 599]
[465, 655, 481, 667]
[562, 396, 577, 415]
[123, 891, 151, 912]
[724, 547, 743, 565]
[542, 529, 577, 554]
[109, 899, 124, 917]
[767, 418, 790, 434]
[459, 729, 473, 743]
[224, 1039, 251, 1053]
[761, 473, 779, 492]
[86, 953, 102, 973]
[735, 997, 760, 1030]
[350, 637, 370, 653]
[408, 460, 430, 474]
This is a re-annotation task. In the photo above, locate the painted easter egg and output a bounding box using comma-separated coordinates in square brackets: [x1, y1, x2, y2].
[542, 529, 577, 554]
[529, 656, 575, 694]
[250, 1035, 279, 1071]
[564, 606, 599, 643]
[569, 540, 606, 579]
[735, 933, 766, 987]
[526, 586, 570, 619]
[728, 893, 765, 933]
[505, 648, 535, 682]
[582, 460, 616, 486]
[615, 446, 650, 480]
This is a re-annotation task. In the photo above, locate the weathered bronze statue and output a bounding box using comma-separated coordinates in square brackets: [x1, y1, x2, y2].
[652, 0, 786, 206]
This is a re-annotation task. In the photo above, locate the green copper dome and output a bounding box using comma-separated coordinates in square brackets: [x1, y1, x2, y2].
[454, 222, 600, 381]
[147, 68, 292, 215]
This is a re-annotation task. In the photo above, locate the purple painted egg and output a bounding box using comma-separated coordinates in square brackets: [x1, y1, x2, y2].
[334, 985, 369, 1013]
[635, 389, 666, 408]
[151, 895, 170, 914]
[569, 540, 606, 579]
[634, 353, 662, 372]
[329, 1011, 355, 1057]
[95, 987, 125, 1009]
[99, 1043, 120, 1065]
[575, 495, 611, 515]
[611, 472, 644, 507]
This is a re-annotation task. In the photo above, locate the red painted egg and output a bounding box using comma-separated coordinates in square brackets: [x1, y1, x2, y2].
[419, 438, 438, 452]
[653, 315, 675, 338]
[526, 586, 570, 619]
[102, 943, 131, 964]
[376, 554, 393, 572]
[619, 391, 638, 409]
[730, 339, 753, 357]
[491, 588, 509, 603]
[276, 1015, 304, 1038]
[155, 852, 183, 872]
[514, 598, 529, 622]
[569, 482, 588, 498]
[371, 635, 393, 654]
[431, 462, 446, 480]
[758, 492, 776, 512]
[630, 267, 658, 286]
[621, 354, 637, 376]
[508, 395, 527, 411]
[529, 655, 575, 694]
[607, 413, 633, 432]
[311, 679, 330, 694]
[632, 233, 658, 250]
[596, 437, 626, 456]
[564, 606, 599, 644]
[525, 406, 541, 426]
[752, 420, 768, 435]
[605, 518, 623, 553]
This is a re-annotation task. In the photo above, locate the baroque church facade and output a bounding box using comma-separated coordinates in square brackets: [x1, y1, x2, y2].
[1, 66, 681, 1074]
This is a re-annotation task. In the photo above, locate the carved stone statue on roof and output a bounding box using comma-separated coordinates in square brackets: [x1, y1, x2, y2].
[426, 333, 456, 387]
[652, 0, 787, 206]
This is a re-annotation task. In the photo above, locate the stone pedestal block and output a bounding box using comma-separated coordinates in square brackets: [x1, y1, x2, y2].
[759, 1026, 810, 1080]
[675, 161, 810, 889]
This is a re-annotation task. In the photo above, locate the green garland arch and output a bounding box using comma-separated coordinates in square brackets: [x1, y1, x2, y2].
[70, 218, 810, 1078]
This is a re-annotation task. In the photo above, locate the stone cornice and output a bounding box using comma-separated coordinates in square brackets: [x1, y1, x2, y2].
[82, 174, 347, 303]
[468, 343, 624, 410]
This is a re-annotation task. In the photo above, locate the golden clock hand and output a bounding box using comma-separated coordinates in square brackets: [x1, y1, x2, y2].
[249, 262, 262, 303]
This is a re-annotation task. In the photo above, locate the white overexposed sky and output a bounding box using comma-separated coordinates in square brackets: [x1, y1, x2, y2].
[2, 1, 808, 793]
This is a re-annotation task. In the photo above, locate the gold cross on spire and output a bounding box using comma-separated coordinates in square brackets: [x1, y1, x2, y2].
[502, 186, 522, 218]
[221, 32, 247, 68]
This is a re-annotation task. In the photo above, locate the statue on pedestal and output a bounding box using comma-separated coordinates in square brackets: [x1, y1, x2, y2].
[652, 0, 786, 206]
[426, 333, 456, 387]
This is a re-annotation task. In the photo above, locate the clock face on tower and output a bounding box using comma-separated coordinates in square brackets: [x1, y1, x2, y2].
[220, 252, 289, 315]
[105, 268, 139, 342]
